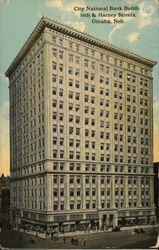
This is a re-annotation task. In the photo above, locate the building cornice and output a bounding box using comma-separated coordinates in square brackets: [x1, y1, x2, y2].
[5, 17, 157, 78]
[10, 171, 155, 181]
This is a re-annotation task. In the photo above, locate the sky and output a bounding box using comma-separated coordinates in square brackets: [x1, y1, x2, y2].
[0, 0, 159, 176]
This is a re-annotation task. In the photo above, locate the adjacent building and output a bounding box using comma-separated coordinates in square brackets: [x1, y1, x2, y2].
[154, 162, 159, 223]
[0, 174, 10, 213]
[5, 17, 157, 232]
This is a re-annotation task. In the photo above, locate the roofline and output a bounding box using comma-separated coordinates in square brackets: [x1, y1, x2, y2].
[5, 17, 157, 77]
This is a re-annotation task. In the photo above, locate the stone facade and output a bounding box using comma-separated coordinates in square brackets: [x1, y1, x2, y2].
[5, 17, 156, 232]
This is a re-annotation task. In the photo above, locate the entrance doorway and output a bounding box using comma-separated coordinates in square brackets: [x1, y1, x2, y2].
[101, 213, 116, 230]
[102, 214, 107, 230]
[109, 214, 114, 227]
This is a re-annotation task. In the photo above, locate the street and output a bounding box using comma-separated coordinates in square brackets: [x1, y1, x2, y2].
[0, 225, 158, 249]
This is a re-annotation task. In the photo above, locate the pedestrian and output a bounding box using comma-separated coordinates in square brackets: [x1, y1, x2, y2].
[82, 239, 84, 247]
[84, 240, 86, 246]
[63, 237, 66, 243]
[76, 238, 78, 245]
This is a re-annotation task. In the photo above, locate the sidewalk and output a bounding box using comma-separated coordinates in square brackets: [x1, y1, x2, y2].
[121, 223, 159, 231]
[16, 223, 159, 239]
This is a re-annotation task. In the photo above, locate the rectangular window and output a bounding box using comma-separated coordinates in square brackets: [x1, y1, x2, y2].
[127, 73, 131, 81]
[52, 49, 57, 57]
[91, 61, 95, 69]
[84, 59, 89, 67]
[69, 91, 73, 99]
[106, 78, 109, 85]
[76, 56, 80, 64]
[69, 42, 72, 49]
[100, 64, 104, 72]
[59, 76, 63, 84]
[69, 78, 73, 87]
[114, 69, 118, 77]
[76, 44, 79, 52]
[52, 74, 56, 82]
[106, 66, 109, 74]
[59, 51, 63, 59]
[91, 85, 95, 92]
[114, 80, 117, 87]
[68, 67, 73, 74]
[75, 69, 80, 76]
[85, 83, 88, 91]
[100, 76, 104, 83]
[91, 96, 95, 104]
[69, 53, 73, 62]
[132, 75, 136, 83]
[91, 50, 95, 57]
[119, 71, 123, 78]
[84, 71, 88, 79]
[59, 39, 63, 47]
[75, 93, 80, 100]
[52, 36, 56, 43]
[85, 47, 88, 55]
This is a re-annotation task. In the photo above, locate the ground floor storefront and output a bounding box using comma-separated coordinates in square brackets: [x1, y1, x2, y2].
[9, 207, 156, 235]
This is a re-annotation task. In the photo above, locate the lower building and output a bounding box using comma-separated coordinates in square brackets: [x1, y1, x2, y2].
[154, 162, 159, 223]
[0, 174, 10, 214]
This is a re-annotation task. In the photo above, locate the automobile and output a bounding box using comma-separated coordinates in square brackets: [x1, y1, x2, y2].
[139, 228, 145, 233]
[112, 226, 121, 232]
[134, 228, 140, 234]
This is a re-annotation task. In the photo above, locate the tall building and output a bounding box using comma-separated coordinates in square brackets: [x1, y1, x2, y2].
[5, 17, 157, 232]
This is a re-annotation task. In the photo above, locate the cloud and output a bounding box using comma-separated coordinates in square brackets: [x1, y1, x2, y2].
[137, 16, 153, 29]
[109, 24, 124, 43]
[0, 0, 10, 5]
[127, 32, 139, 43]
[108, 10, 135, 43]
[45, 0, 63, 9]
[123, 0, 139, 3]
[108, 1, 156, 43]
[139, 1, 155, 18]
[45, 0, 86, 15]
[0, 101, 9, 176]
[66, 21, 86, 32]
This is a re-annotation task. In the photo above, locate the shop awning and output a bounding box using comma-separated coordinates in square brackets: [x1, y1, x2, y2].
[79, 220, 90, 224]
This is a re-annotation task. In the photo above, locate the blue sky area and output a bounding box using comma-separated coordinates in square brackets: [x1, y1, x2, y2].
[0, 0, 159, 175]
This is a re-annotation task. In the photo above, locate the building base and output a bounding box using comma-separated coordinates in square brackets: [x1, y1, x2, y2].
[10, 206, 156, 234]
